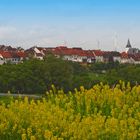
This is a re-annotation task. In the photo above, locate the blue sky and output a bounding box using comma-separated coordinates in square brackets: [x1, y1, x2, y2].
[0, 0, 140, 51]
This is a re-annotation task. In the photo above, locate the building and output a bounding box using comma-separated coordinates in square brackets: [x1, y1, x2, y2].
[17, 40, 140, 64]
[125, 39, 132, 53]
[50, 46, 95, 63]
[25, 46, 45, 60]
[0, 51, 27, 64]
[91, 50, 104, 62]
[121, 39, 140, 64]
[125, 39, 140, 55]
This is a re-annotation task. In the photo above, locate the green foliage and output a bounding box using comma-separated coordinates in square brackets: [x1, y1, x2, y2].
[90, 62, 140, 86]
[89, 61, 120, 73]
[44, 55, 74, 91]
[105, 64, 140, 85]
[0, 56, 139, 94]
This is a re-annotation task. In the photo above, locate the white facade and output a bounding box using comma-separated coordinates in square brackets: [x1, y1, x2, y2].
[34, 47, 41, 54]
[113, 56, 121, 63]
[125, 48, 130, 53]
[121, 58, 130, 64]
[95, 56, 104, 62]
[87, 57, 95, 63]
[0, 54, 4, 65]
[63, 55, 87, 63]
[134, 61, 140, 64]
[34, 53, 44, 60]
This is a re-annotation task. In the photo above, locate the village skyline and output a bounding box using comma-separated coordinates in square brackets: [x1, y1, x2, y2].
[0, 38, 139, 51]
[0, 0, 140, 50]
[0, 39, 140, 65]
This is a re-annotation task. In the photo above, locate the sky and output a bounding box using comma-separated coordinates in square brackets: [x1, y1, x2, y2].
[0, 0, 140, 51]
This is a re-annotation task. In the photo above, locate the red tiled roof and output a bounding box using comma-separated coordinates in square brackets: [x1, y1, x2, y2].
[0, 51, 27, 58]
[129, 53, 140, 61]
[11, 52, 20, 58]
[92, 50, 104, 56]
[56, 46, 68, 50]
[51, 47, 96, 58]
[0, 51, 12, 58]
[85, 50, 95, 57]
[121, 52, 128, 59]
[16, 52, 27, 58]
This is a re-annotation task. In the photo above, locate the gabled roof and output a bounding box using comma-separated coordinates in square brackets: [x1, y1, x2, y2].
[102, 51, 112, 58]
[16, 52, 27, 58]
[52, 47, 95, 57]
[121, 52, 128, 59]
[85, 50, 95, 57]
[36, 47, 48, 52]
[36, 53, 43, 57]
[0, 51, 12, 58]
[129, 53, 140, 61]
[126, 39, 132, 48]
[102, 51, 121, 58]
[111, 51, 121, 57]
[92, 50, 104, 56]
[56, 46, 68, 49]
[0, 51, 27, 59]
[0, 45, 18, 52]
[11, 52, 20, 58]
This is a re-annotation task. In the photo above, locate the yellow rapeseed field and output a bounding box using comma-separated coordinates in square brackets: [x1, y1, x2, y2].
[0, 81, 140, 140]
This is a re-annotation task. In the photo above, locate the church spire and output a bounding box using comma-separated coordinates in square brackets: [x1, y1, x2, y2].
[126, 39, 132, 48]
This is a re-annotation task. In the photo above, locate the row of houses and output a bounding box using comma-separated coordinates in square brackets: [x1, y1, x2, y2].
[0, 45, 27, 64]
[25, 46, 104, 63]
[0, 39, 140, 64]
[0, 51, 27, 65]
[25, 44, 140, 64]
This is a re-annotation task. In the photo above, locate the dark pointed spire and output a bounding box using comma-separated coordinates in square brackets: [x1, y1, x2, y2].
[126, 39, 132, 48]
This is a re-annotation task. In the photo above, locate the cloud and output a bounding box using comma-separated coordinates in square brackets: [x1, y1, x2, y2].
[0, 25, 56, 48]
[0, 26, 17, 40]
[0, 24, 139, 51]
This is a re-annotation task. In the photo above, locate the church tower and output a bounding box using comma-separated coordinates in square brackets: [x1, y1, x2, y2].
[125, 39, 132, 53]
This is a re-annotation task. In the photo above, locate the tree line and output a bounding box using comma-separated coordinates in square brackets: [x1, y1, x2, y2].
[0, 55, 139, 94]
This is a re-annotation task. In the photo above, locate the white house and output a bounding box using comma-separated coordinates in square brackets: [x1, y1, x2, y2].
[92, 50, 104, 62]
[0, 51, 27, 64]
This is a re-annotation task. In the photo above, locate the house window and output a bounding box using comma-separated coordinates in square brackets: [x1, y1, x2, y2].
[82, 59, 87, 63]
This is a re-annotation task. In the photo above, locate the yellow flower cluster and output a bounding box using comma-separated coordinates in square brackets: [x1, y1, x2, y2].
[0, 82, 140, 140]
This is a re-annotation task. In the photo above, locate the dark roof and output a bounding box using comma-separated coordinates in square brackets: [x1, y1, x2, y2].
[126, 39, 132, 48]
[103, 51, 121, 58]
[36, 53, 43, 57]
[17, 52, 27, 58]
[72, 47, 82, 50]
[111, 51, 121, 56]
